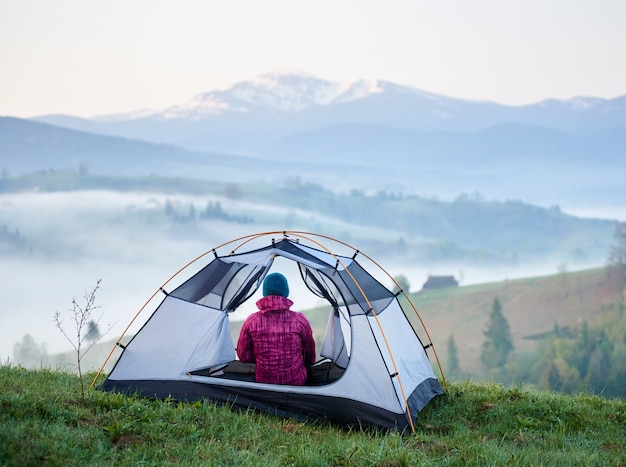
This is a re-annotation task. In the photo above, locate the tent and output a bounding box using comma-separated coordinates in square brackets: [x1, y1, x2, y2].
[96, 231, 445, 431]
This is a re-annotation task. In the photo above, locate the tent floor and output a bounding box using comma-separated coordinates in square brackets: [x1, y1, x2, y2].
[190, 359, 345, 386]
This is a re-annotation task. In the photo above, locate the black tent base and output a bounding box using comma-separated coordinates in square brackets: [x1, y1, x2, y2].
[100, 376, 444, 432]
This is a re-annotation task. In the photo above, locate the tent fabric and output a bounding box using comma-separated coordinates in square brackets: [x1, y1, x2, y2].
[101, 235, 445, 431]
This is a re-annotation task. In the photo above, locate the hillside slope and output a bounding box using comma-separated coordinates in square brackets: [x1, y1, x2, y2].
[412, 267, 625, 376]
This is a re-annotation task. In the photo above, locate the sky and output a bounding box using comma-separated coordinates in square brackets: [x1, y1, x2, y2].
[1, 0, 626, 118]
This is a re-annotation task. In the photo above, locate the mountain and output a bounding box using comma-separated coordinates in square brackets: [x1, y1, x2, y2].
[32, 70, 626, 156]
[0, 117, 261, 178]
[258, 120, 626, 169]
[8, 70, 626, 214]
[0, 116, 371, 190]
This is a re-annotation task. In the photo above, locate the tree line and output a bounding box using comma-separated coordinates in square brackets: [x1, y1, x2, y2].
[164, 199, 252, 224]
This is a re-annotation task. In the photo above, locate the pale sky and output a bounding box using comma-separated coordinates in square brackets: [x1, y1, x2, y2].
[1, 0, 626, 118]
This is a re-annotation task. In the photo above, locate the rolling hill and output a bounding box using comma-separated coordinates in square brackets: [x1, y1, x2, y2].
[410, 267, 625, 376]
[0, 116, 253, 178]
[0, 171, 616, 267]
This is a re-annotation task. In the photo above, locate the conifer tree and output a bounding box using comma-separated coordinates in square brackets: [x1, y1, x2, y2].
[481, 297, 514, 370]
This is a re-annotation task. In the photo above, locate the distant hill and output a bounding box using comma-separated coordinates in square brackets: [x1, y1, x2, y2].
[0, 117, 256, 178]
[0, 172, 616, 267]
[0, 117, 363, 189]
[257, 122, 624, 169]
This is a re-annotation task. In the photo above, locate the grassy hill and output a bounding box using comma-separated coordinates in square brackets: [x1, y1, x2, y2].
[1, 366, 624, 466]
[410, 267, 626, 377]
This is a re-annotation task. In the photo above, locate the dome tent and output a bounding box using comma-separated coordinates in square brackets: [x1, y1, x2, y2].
[95, 231, 445, 431]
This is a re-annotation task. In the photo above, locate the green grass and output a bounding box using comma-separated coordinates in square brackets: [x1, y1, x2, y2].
[1, 366, 624, 466]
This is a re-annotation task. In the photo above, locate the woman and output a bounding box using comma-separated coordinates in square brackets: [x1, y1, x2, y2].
[236, 272, 316, 385]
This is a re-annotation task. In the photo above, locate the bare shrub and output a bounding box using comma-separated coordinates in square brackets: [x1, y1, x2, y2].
[53, 279, 112, 401]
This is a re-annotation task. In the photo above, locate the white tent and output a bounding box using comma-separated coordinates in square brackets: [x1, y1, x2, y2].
[97, 232, 445, 431]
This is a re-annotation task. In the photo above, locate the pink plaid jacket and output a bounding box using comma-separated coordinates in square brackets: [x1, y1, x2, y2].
[236, 295, 316, 385]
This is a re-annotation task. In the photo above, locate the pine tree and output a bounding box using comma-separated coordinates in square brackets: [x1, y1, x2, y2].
[85, 320, 101, 343]
[12, 334, 48, 366]
[481, 297, 514, 370]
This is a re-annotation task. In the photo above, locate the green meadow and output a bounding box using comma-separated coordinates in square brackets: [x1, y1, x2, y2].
[1, 366, 624, 466]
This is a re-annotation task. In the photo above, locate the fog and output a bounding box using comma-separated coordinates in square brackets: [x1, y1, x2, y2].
[0, 190, 613, 363]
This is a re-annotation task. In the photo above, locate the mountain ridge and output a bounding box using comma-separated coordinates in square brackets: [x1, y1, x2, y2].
[30, 70, 626, 156]
[3, 114, 625, 214]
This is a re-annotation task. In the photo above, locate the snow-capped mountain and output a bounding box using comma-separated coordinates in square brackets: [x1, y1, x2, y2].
[148, 69, 483, 125]
[157, 71, 406, 120]
[120, 69, 623, 125]
[33, 69, 626, 155]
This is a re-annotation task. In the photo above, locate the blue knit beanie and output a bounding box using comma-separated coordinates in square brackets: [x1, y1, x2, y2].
[262, 272, 289, 297]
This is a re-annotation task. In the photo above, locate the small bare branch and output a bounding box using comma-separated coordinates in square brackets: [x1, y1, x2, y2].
[53, 279, 112, 402]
